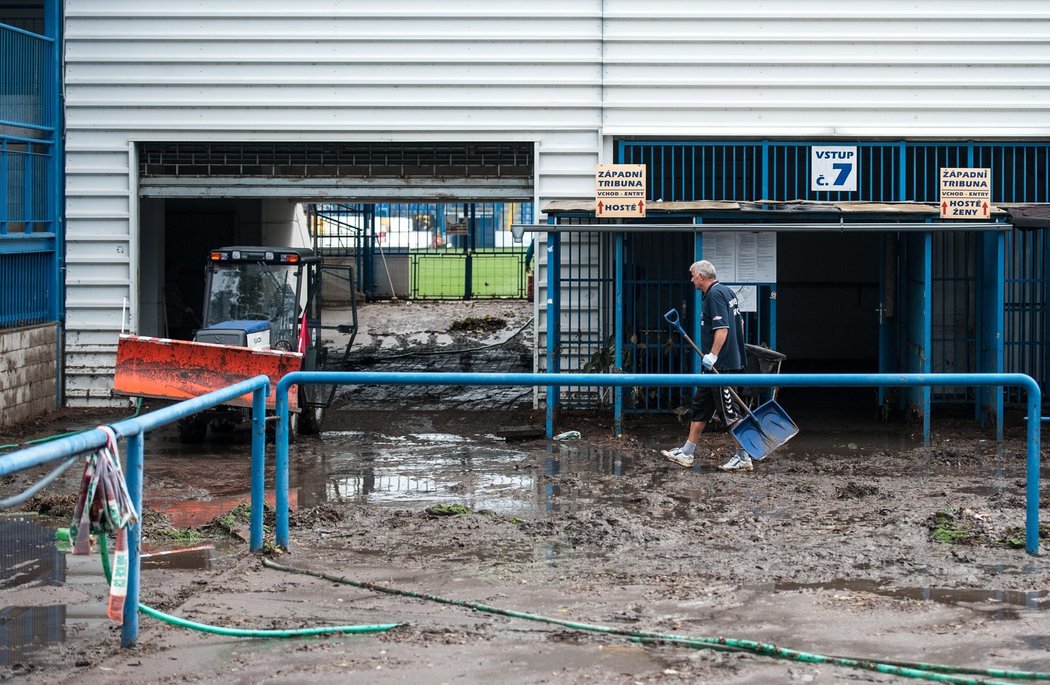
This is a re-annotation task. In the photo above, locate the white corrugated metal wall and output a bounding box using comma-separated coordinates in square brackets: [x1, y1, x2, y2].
[63, 1, 1050, 405]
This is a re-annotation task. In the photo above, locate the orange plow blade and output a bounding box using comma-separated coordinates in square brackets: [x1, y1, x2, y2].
[113, 335, 301, 410]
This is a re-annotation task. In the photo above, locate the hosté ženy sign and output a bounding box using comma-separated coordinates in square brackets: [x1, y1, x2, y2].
[595, 164, 646, 218]
[939, 168, 991, 220]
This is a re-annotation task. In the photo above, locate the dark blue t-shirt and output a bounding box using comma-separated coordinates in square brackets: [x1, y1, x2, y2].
[700, 281, 747, 371]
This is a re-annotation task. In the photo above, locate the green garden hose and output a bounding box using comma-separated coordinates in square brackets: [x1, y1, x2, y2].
[262, 558, 1050, 685]
[97, 535, 399, 638]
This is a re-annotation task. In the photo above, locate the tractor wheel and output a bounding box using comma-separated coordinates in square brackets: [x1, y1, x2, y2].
[177, 416, 208, 444]
[298, 396, 324, 436]
[265, 411, 299, 444]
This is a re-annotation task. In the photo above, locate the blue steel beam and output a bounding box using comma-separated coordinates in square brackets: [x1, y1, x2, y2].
[275, 371, 1040, 554]
[614, 232, 624, 435]
[545, 226, 560, 436]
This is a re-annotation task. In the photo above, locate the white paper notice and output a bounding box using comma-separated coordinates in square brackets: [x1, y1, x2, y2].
[701, 233, 737, 283]
[735, 233, 760, 283]
[701, 231, 776, 284]
[754, 232, 777, 282]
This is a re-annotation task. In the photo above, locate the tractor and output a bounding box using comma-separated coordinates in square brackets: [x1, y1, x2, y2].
[114, 246, 357, 442]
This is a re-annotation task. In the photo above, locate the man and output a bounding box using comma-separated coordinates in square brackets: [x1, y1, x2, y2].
[164, 261, 198, 340]
[660, 260, 753, 472]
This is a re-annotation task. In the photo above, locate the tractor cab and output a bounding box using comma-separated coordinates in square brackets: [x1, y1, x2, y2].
[196, 246, 321, 355]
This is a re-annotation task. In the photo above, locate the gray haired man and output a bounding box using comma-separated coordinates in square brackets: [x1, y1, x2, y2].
[661, 260, 753, 472]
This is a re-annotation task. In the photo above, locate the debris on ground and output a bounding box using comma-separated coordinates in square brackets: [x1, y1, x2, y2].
[449, 315, 507, 334]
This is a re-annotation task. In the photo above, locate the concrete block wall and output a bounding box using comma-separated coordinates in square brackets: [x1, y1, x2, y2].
[0, 324, 58, 430]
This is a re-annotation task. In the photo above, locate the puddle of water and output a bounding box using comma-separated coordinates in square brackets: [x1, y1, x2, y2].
[141, 544, 217, 571]
[0, 515, 232, 664]
[543, 443, 637, 478]
[0, 518, 109, 665]
[772, 579, 1049, 621]
[0, 606, 70, 666]
[299, 434, 639, 516]
[0, 517, 64, 591]
[777, 429, 921, 457]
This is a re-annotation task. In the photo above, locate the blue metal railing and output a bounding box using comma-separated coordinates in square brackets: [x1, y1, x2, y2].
[0, 23, 53, 131]
[274, 371, 1042, 555]
[0, 376, 269, 647]
[1, 17, 62, 330]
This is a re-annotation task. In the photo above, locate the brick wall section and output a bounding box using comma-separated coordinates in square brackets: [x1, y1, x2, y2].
[0, 324, 58, 430]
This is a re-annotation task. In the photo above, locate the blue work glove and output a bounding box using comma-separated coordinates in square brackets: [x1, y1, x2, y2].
[702, 353, 717, 370]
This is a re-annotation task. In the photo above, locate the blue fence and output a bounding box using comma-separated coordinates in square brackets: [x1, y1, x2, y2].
[0, 376, 270, 647]
[617, 140, 1049, 400]
[1, 16, 62, 329]
[274, 371, 1043, 555]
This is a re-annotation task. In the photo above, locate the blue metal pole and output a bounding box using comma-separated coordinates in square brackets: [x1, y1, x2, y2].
[923, 228, 932, 445]
[276, 386, 291, 550]
[250, 386, 267, 553]
[545, 229, 560, 438]
[693, 230, 703, 372]
[121, 431, 143, 647]
[46, 0, 63, 328]
[995, 230, 1006, 441]
[1026, 391, 1041, 554]
[614, 232, 624, 435]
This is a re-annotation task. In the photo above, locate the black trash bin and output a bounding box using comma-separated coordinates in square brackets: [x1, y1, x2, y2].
[742, 343, 787, 407]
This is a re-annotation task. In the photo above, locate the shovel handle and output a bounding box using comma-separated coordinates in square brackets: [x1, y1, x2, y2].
[664, 307, 754, 420]
[664, 308, 701, 355]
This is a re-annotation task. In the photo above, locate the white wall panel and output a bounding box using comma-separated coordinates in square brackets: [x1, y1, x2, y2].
[62, 0, 1050, 404]
[600, 1, 1050, 135]
[63, 0, 603, 405]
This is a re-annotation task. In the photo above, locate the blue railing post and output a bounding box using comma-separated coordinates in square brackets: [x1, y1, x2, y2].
[614, 232, 624, 436]
[545, 228, 561, 438]
[1025, 386, 1041, 553]
[121, 431, 144, 647]
[275, 384, 291, 550]
[249, 385, 267, 553]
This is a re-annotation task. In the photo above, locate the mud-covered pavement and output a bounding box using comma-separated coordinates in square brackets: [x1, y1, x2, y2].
[2, 301, 1049, 683]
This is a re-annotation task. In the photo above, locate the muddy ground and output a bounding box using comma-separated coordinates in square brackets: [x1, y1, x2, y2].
[1, 301, 1049, 684]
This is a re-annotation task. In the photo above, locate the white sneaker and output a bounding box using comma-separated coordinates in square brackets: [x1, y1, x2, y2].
[660, 447, 694, 468]
[718, 453, 754, 472]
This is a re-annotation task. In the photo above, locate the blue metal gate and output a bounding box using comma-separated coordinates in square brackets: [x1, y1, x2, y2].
[311, 202, 532, 300]
[1, 9, 62, 329]
[618, 140, 1050, 402]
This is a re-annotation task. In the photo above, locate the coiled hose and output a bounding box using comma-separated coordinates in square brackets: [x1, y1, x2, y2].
[262, 558, 1050, 685]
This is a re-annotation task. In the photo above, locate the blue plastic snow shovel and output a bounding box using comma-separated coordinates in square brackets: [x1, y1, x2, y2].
[663, 308, 798, 460]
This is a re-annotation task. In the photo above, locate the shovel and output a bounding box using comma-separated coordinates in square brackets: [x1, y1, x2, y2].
[663, 308, 798, 460]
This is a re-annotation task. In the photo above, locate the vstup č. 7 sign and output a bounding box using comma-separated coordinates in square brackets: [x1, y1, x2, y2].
[595, 164, 646, 218]
[939, 168, 991, 220]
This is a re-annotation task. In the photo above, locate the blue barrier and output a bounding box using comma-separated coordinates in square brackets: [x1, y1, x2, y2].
[275, 372, 1041, 554]
[0, 375, 270, 647]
